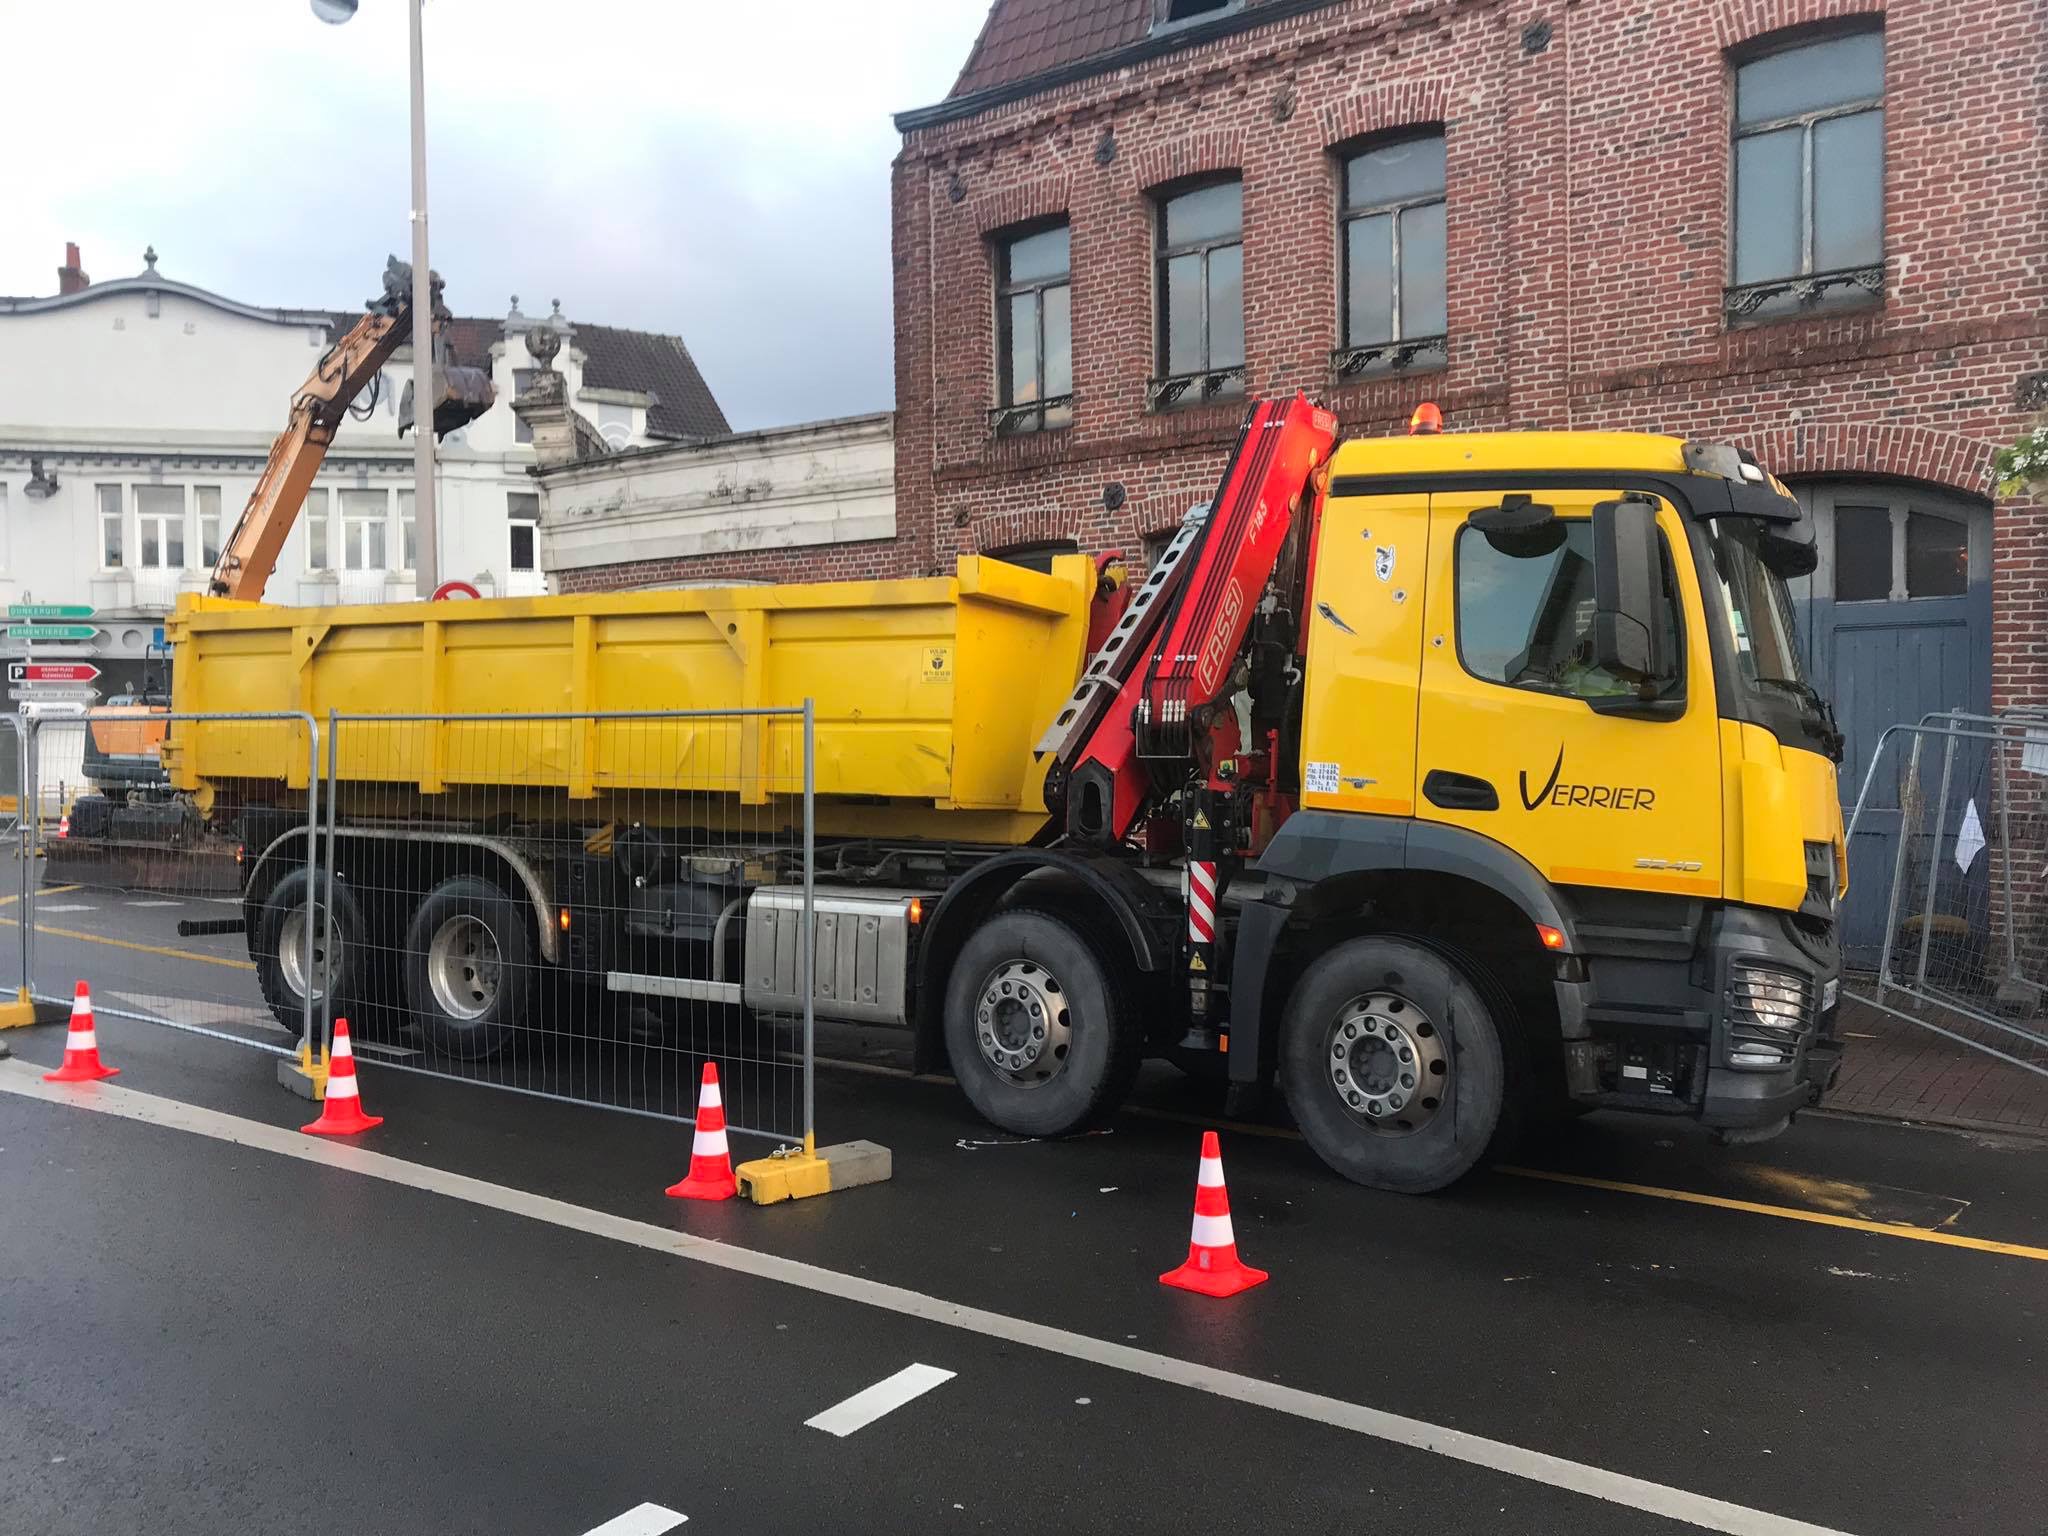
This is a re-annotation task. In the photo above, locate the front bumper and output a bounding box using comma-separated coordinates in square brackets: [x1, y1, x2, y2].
[1555, 902, 1841, 1129]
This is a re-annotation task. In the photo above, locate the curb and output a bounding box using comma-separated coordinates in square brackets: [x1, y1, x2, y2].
[1812, 1102, 2048, 1144]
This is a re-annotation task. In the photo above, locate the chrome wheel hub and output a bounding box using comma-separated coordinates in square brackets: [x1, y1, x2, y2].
[1327, 990, 1449, 1134]
[278, 903, 335, 1003]
[427, 913, 501, 1022]
[975, 958, 1071, 1088]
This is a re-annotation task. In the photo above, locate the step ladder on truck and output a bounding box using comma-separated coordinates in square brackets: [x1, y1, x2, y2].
[165, 392, 1849, 1192]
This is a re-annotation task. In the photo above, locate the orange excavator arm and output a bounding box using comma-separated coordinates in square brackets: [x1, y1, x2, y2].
[208, 257, 494, 600]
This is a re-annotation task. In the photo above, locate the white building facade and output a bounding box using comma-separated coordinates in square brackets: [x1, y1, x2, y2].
[0, 248, 726, 677]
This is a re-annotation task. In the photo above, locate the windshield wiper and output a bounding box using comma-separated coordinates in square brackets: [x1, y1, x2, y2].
[1753, 676, 1844, 761]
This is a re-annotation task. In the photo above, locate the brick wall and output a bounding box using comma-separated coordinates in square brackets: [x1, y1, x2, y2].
[586, 0, 2048, 706]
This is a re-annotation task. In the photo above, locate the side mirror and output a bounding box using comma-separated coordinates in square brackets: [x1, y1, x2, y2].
[1592, 495, 1667, 686]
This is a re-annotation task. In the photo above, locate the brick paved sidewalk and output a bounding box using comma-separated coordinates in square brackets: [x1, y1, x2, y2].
[1823, 994, 2048, 1135]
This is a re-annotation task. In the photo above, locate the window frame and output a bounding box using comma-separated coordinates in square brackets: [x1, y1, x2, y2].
[194, 485, 223, 572]
[339, 488, 390, 572]
[1334, 129, 1450, 379]
[1451, 509, 1687, 710]
[1726, 26, 1886, 322]
[134, 484, 187, 571]
[991, 219, 1074, 437]
[97, 484, 125, 570]
[1150, 176, 1247, 410]
[507, 491, 540, 574]
[1808, 485, 1981, 605]
[303, 487, 332, 572]
[397, 489, 418, 575]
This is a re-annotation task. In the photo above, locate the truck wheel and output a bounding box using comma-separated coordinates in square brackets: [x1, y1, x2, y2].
[943, 909, 1140, 1139]
[404, 876, 534, 1060]
[1280, 935, 1516, 1194]
[253, 868, 363, 1038]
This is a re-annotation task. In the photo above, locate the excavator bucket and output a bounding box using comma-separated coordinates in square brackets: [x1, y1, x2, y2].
[398, 364, 497, 439]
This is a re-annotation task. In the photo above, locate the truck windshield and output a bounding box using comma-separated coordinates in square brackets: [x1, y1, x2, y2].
[1702, 518, 1836, 754]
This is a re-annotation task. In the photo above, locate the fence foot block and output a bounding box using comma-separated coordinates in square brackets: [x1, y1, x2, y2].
[0, 988, 66, 1030]
[277, 1046, 330, 1102]
[736, 1140, 892, 1205]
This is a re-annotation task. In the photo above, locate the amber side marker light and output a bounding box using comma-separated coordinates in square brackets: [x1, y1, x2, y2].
[1536, 923, 1568, 951]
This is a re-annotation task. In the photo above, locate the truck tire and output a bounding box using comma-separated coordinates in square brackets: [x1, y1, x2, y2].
[253, 868, 364, 1038]
[404, 875, 535, 1060]
[1280, 935, 1518, 1194]
[943, 909, 1140, 1139]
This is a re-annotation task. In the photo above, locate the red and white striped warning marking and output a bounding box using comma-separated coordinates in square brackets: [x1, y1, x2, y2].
[1188, 860, 1217, 943]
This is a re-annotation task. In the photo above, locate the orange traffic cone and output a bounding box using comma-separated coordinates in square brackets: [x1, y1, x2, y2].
[1159, 1131, 1268, 1298]
[301, 1017, 383, 1136]
[44, 981, 118, 1083]
[666, 1062, 738, 1201]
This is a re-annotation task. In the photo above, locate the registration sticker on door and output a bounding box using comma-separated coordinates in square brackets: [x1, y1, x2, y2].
[1305, 761, 1341, 795]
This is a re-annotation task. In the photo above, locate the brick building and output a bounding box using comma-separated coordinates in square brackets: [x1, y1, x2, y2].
[875, 0, 2046, 934]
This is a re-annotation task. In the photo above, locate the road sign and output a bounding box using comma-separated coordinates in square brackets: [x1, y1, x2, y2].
[6, 604, 94, 621]
[7, 662, 100, 685]
[7, 624, 99, 642]
[9, 687, 98, 704]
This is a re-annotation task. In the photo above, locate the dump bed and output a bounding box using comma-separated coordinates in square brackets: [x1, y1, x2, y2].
[165, 554, 1096, 843]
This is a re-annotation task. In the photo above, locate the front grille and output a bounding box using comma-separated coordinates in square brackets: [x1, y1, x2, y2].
[1726, 959, 1816, 1069]
[1801, 840, 1838, 918]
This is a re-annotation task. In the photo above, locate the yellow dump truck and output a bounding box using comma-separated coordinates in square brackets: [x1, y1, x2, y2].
[166, 397, 1848, 1191]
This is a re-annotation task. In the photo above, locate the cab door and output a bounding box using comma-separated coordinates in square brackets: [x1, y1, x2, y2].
[1413, 489, 1724, 900]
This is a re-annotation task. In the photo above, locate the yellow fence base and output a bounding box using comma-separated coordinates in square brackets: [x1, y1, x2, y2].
[277, 1041, 330, 1101]
[736, 1139, 893, 1205]
[0, 987, 64, 1030]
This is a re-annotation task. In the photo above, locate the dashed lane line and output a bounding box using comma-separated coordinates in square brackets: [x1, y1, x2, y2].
[0, 1061, 1855, 1536]
[805, 1363, 956, 1437]
[579, 1503, 687, 1535]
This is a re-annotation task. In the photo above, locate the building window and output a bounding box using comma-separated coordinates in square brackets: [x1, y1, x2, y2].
[1830, 497, 1971, 603]
[508, 491, 539, 573]
[1728, 28, 1885, 323]
[514, 369, 542, 445]
[985, 539, 1078, 575]
[340, 489, 388, 570]
[1154, 0, 1238, 27]
[98, 484, 125, 568]
[195, 486, 223, 571]
[1335, 131, 1448, 379]
[1455, 519, 1681, 699]
[397, 490, 418, 573]
[992, 222, 1073, 436]
[135, 485, 186, 570]
[1151, 179, 1245, 409]
[304, 488, 331, 570]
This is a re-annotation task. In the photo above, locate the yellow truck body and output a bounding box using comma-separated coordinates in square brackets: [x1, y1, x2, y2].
[164, 555, 1096, 842]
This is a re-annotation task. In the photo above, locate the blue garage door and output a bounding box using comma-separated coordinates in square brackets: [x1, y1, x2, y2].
[1792, 482, 1992, 968]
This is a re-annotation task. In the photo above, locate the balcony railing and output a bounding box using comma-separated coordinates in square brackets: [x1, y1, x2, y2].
[987, 395, 1074, 438]
[1147, 366, 1248, 411]
[1330, 334, 1448, 381]
[1724, 265, 1884, 325]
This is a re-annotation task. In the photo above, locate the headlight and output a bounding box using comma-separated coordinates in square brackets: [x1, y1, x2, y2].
[1726, 960, 1814, 1068]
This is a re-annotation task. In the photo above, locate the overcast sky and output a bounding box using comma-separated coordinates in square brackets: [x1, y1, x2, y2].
[0, 0, 990, 431]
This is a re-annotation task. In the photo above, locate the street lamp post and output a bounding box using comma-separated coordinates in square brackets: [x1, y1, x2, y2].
[313, 0, 439, 597]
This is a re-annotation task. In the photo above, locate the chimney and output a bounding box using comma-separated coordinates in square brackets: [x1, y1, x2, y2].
[57, 242, 89, 296]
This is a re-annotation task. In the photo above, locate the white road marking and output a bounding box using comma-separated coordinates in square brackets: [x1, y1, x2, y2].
[805, 1363, 955, 1437]
[578, 1503, 687, 1536]
[38, 904, 92, 913]
[0, 1061, 1856, 1536]
[126, 900, 184, 908]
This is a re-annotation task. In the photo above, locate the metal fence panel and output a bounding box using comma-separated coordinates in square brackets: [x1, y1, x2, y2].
[1845, 710, 2048, 1077]
[316, 708, 815, 1143]
[21, 710, 322, 1057]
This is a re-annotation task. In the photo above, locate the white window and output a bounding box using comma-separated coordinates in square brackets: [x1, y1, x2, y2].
[195, 485, 223, 570]
[397, 489, 417, 573]
[340, 489, 388, 570]
[135, 485, 186, 570]
[304, 488, 331, 570]
[98, 484, 126, 568]
[508, 491, 540, 573]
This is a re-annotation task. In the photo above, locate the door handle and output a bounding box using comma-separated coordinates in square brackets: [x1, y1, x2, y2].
[1423, 770, 1500, 811]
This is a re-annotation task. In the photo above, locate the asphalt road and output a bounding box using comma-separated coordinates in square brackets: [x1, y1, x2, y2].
[3, 858, 2047, 1533]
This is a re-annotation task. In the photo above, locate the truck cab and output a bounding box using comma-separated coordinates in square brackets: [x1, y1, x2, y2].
[1221, 425, 1844, 1187]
